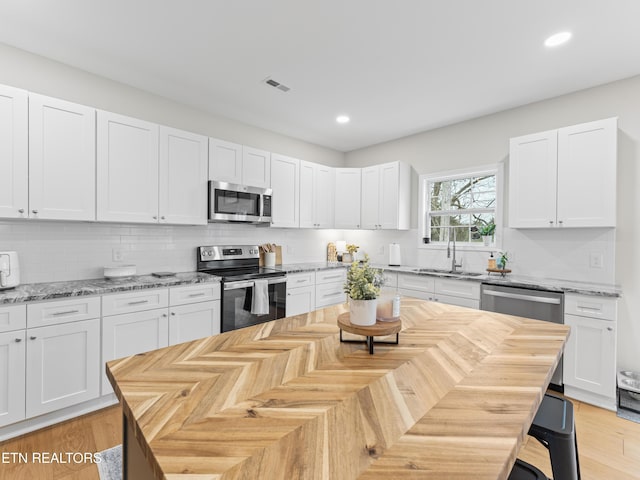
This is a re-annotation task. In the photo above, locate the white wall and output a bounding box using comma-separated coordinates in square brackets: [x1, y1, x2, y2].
[345, 74, 640, 373]
[0, 43, 344, 167]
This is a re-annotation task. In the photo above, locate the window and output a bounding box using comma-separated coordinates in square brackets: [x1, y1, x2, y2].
[420, 165, 501, 246]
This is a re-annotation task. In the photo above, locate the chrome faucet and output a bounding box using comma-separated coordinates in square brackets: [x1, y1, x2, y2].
[447, 229, 463, 273]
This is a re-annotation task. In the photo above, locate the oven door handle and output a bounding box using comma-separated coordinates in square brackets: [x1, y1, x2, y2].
[224, 277, 287, 290]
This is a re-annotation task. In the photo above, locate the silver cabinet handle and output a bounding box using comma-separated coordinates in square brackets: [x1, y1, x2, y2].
[52, 309, 80, 316]
[14, 338, 22, 343]
[32, 209, 38, 214]
[188, 293, 206, 297]
[607, 327, 613, 331]
[171, 312, 176, 316]
[162, 313, 167, 317]
[296, 279, 306, 283]
[322, 274, 344, 280]
[322, 292, 342, 298]
[558, 220, 563, 225]
[153, 216, 158, 220]
[549, 220, 554, 225]
[30, 336, 37, 340]
[127, 300, 149, 305]
[161, 216, 165, 220]
[18, 208, 24, 214]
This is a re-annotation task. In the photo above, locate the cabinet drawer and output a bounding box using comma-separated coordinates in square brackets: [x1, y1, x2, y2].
[0, 304, 27, 332]
[435, 294, 480, 309]
[397, 273, 435, 293]
[565, 294, 616, 320]
[170, 283, 221, 306]
[315, 282, 346, 308]
[102, 289, 169, 316]
[27, 296, 100, 328]
[434, 278, 480, 300]
[315, 269, 346, 285]
[287, 272, 315, 289]
[398, 288, 432, 301]
[382, 271, 398, 288]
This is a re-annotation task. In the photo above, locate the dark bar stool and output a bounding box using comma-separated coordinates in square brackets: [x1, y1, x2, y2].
[509, 459, 548, 480]
[528, 393, 581, 480]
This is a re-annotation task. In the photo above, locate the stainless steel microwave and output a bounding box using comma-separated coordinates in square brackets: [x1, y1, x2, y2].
[208, 181, 272, 224]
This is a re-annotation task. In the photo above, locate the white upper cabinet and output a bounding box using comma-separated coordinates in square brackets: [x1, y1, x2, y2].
[361, 161, 411, 230]
[159, 126, 208, 225]
[299, 160, 334, 228]
[97, 111, 160, 223]
[29, 94, 96, 221]
[270, 153, 300, 228]
[334, 168, 361, 229]
[209, 138, 270, 188]
[509, 117, 617, 228]
[557, 119, 617, 227]
[0, 85, 28, 219]
[242, 146, 271, 188]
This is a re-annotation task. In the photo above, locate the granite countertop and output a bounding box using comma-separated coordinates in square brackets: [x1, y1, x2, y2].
[274, 262, 621, 298]
[0, 272, 220, 304]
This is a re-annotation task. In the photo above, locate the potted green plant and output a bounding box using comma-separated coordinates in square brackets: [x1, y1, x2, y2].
[497, 251, 509, 270]
[343, 255, 384, 326]
[479, 223, 496, 246]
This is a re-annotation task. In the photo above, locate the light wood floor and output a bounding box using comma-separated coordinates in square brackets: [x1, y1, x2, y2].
[0, 398, 638, 479]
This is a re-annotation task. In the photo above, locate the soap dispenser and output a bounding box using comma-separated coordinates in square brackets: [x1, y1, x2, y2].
[488, 252, 497, 270]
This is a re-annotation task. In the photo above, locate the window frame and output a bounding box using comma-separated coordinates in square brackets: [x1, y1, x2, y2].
[418, 163, 504, 250]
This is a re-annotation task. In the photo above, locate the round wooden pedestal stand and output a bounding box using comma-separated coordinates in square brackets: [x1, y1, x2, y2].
[337, 312, 402, 354]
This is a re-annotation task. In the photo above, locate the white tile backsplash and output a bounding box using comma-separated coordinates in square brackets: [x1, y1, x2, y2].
[0, 220, 616, 285]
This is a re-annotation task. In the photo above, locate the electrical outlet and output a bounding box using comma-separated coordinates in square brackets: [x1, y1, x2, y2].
[590, 252, 604, 269]
[112, 248, 124, 262]
[378, 245, 385, 254]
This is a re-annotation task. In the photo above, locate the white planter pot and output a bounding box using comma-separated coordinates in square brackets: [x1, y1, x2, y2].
[349, 298, 377, 326]
[482, 235, 492, 246]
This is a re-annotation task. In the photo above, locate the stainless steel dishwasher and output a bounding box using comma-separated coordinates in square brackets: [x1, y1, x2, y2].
[480, 283, 564, 390]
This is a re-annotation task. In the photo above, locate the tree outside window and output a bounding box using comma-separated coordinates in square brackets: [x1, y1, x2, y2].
[427, 174, 496, 244]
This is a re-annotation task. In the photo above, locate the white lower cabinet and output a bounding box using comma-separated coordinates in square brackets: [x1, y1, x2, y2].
[397, 273, 480, 308]
[315, 269, 347, 309]
[169, 301, 220, 345]
[101, 309, 169, 395]
[0, 330, 26, 427]
[26, 318, 101, 417]
[286, 272, 316, 317]
[563, 294, 617, 411]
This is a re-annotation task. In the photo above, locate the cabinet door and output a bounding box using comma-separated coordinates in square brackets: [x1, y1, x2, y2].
[299, 160, 316, 228]
[168, 300, 220, 345]
[334, 168, 361, 229]
[563, 314, 616, 399]
[286, 286, 315, 316]
[270, 153, 299, 228]
[508, 130, 558, 228]
[0, 85, 28, 219]
[26, 318, 100, 417]
[378, 162, 400, 229]
[0, 330, 26, 427]
[101, 309, 169, 394]
[557, 118, 617, 227]
[29, 95, 96, 221]
[209, 138, 243, 184]
[242, 146, 271, 188]
[360, 165, 380, 229]
[314, 164, 334, 228]
[97, 111, 159, 223]
[159, 126, 208, 225]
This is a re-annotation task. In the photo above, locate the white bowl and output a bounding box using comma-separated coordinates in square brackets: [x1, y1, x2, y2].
[104, 265, 137, 278]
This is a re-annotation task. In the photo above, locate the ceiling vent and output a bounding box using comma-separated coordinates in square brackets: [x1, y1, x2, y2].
[263, 77, 291, 92]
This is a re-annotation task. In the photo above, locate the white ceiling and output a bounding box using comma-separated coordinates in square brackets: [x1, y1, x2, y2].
[1, 0, 640, 152]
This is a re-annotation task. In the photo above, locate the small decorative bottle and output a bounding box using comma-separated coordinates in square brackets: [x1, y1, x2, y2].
[392, 294, 401, 319]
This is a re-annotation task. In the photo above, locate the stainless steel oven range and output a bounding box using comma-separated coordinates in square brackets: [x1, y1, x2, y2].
[197, 245, 286, 332]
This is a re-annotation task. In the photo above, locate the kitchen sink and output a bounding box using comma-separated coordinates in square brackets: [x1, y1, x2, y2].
[411, 268, 483, 277]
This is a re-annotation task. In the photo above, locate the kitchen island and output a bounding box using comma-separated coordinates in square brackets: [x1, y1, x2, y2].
[107, 297, 569, 479]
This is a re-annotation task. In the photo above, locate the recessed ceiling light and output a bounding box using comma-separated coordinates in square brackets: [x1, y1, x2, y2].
[545, 31, 572, 47]
[336, 115, 350, 124]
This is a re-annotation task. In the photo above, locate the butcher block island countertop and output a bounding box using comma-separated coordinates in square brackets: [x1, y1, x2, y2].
[106, 298, 569, 480]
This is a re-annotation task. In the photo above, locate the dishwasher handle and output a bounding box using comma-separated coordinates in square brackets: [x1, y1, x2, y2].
[482, 289, 561, 305]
